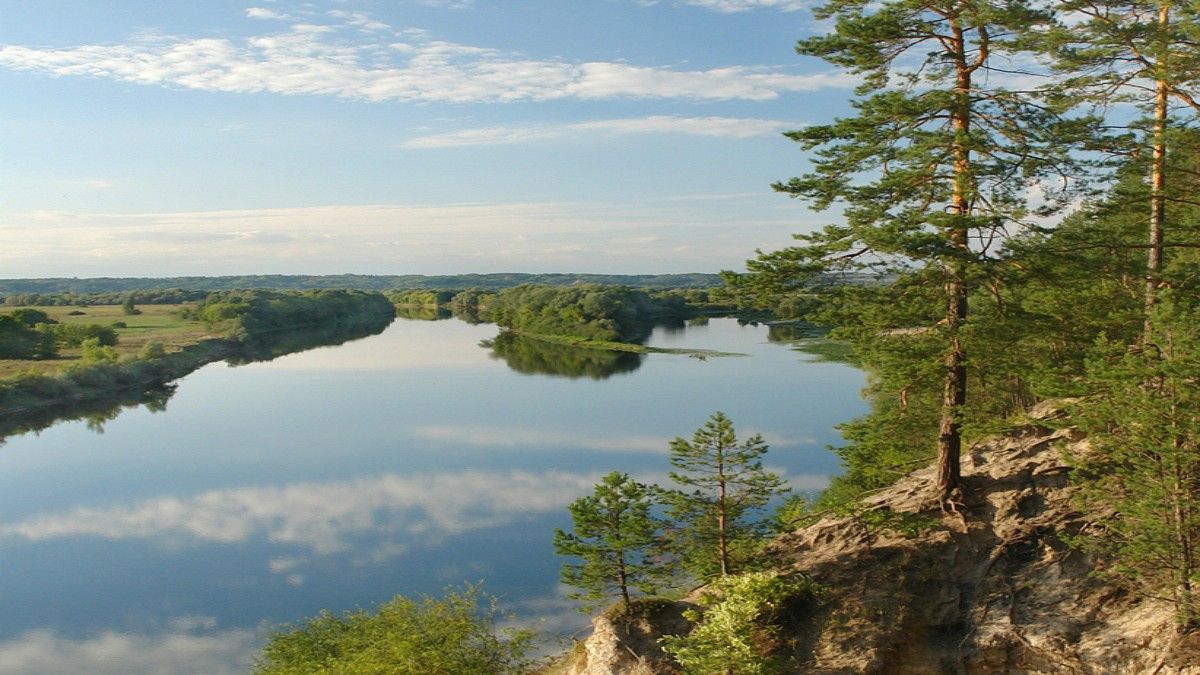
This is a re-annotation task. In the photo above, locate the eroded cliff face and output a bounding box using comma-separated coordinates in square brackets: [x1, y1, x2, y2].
[558, 600, 692, 675]
[561, 407, 1200, 674]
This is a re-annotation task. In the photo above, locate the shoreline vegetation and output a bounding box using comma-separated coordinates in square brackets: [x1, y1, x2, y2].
[0, 289, 396, 440]
[389, 283, 749, 358]
[500, 329, 747, 358]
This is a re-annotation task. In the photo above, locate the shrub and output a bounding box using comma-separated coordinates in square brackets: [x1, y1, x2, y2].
[138, 341, 167, 360]
[660, 571, 812, 675]
[80, 337, 119, 364]
[254, 585, 534, 675]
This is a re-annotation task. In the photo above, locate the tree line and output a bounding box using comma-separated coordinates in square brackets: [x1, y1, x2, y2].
[390, 284, 734, 343]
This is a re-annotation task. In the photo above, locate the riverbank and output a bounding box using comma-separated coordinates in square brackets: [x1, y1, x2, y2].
[0, 291, 396, 440]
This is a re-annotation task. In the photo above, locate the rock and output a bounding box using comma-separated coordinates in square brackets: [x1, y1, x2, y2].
[556, 419, 1200, 674]
[558, 599, 693, 675]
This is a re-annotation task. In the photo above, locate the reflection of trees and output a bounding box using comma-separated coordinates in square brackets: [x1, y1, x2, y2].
[765, 322, 827, 343]
[0, 384, 176, 441]
[227, 313, 394, 365]
[481, 331, 643, 380]
[395, 306, 452, 322]
[0, 314, 395, 442]
[764, 322, 856, 364]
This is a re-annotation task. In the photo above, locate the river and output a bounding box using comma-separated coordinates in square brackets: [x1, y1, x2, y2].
[0, 316, 865, 674]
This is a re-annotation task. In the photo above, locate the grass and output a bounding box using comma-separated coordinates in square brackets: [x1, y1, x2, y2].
[0, 304, 218, 379]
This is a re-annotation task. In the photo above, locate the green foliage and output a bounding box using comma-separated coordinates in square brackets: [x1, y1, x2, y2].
[483, 284, 693, 343]
[137, 340, 167, 360]
[730, 0, 1091, 498]
[254, 584, 534, 675]
[554, 471, 663, 609]
[660, 571, 808, 675]
[79, 337, 119, 364]
[46, 323, 118, 348]
[0, 315, 57, 359]
[661, 413, 789, 580]
[1071, 296, 1200, 629]
[481, 331, 642, 380]
[185, 289, 395, 339]
[121, 295, 141, 315]
[3, 289, 209, 307]
[7, 309, 54, 326]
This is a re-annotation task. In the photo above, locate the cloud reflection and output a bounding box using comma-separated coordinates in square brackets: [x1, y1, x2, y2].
[0, 470, 602, 555]
[0, 626, 257, 675]
[412, 425, 818, 453]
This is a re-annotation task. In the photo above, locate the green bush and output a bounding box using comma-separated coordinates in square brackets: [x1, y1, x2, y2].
[254, 585, 534, 675]
[47, 323, 117, 348]
[138, 341, 167, 360]
[80, 338, 119, 364]
[660, 571, 811, 675]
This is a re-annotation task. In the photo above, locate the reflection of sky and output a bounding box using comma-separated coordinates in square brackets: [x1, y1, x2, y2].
[0, 318, 865, 673]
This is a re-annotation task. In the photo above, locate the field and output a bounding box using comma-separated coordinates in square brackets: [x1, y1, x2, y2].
[0, 304, 218, 379]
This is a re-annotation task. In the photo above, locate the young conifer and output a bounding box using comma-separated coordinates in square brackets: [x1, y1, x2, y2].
[661, 412, 788, 579]
[553, 471, 660, 609]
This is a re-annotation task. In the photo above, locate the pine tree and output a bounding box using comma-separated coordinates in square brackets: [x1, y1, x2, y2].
[737, 0, 1085, 499]
[553, 471, 660, 609]
[662, 412, 788, 579]
[1073, 295, 1200, 630]
[1045, 0, 1200, 337]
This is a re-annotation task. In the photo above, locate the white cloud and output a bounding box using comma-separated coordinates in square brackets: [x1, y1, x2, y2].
[0, 24, 849, 102]
[0, 199, 820, 277]
[412, 425, 671, 453]
[682, 0, 810, 10]
[401, 115, 792, 148]
[244, 7, 288, 20]
[412, 424, 819, 454]
[327, 9, 391, 32]
[641, 0, 810, 11]
[0, 627, 258, 675]
[0, 470, 603, 554]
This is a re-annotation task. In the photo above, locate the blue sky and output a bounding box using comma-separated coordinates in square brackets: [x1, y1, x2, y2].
[0, 1, 855, 277]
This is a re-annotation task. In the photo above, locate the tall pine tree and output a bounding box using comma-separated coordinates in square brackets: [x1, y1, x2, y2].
[741, 0, 1084, 499]
[1046, 0, 1200, 335]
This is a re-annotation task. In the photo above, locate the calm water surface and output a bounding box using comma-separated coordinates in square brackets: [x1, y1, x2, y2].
[0, 317, 865, 674]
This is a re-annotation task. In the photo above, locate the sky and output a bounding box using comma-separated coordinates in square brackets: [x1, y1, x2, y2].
[0, 0, 857, 277]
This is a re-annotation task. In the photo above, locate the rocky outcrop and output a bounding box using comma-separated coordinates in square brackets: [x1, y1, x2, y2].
[561, 407, 1200, 673]
[558, 599, 693, 675]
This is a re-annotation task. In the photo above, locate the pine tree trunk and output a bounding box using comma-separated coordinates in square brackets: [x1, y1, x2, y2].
[717, 453, 729, 577]
[1170, 398, 1197, 629]
[618, 555, 630, 608]
[1145, 47, 1168, 338]
[937, 21, 972, 497]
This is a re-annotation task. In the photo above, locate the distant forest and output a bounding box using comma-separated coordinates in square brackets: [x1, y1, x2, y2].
[0, 273, 723, 297]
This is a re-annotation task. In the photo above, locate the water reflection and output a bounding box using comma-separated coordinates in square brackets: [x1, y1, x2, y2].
[765, 322, 828, 343]
[481, 331, 643, 379]
[0, 626, 257, 675]
[763, 321, 861, 364]
[394, 305, 451, 322]
[0, 317, 866, 674]
[225, 313, 394, 365]
[0, 469, 602, 556]
[0, 314, 394, 442]
[0, 384, 176, 441]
